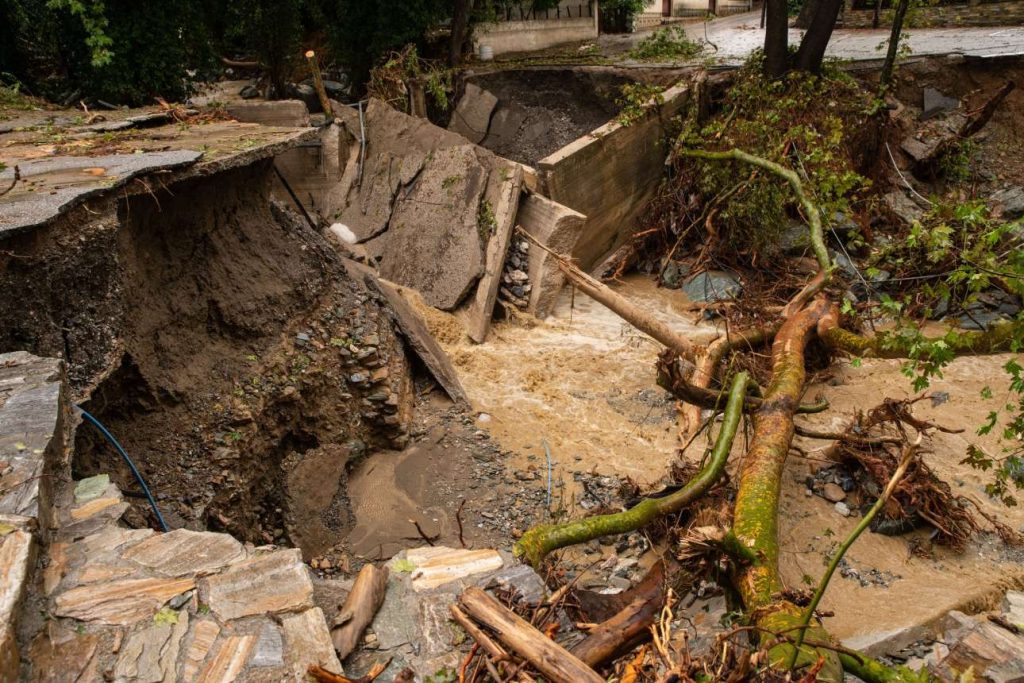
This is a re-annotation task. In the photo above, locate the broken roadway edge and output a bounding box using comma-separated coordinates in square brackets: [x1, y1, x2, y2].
[0, 125, 316, 238]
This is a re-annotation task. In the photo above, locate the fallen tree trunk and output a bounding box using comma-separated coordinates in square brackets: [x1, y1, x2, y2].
[515, 371, 749, 566]
[458, 587, 605, 683]
[331, 564, 389, 659]
[569, 561, 666, 668]
[727, 298, 844, 681]
[518, 230, 701, 358]
[818, 303, 1024, 357]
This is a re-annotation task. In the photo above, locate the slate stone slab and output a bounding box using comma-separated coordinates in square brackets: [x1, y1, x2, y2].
[0, 151, 202, 236]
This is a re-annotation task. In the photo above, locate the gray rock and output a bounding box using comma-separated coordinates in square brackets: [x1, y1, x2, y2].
[922, 87, 959, 120]
[486, 565, 547, 605]
[681, 270, 742, 303]
[834, 501, 852, 517]
[992, 186, 1024, 220]
[956, 308, 1005, 331]
[884, 190, 926, 226]
[239, 84, 260, 99]
[779, 222, 811, 255]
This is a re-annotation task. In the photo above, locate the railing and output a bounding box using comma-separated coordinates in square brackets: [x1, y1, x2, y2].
[499, 1, 595, 21]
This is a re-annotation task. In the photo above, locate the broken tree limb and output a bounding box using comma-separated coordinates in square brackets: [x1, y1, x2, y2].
[678, 148, 831, 277]
[331, 564, 389, 659]
[679, 324, 779, 438]
[960, 80, 1016, 139]
[788, 436, 921, 668]
[458, 587, 604, 683]
[658, 352, 829, 415]
[518, 229, 702, 358]
[450, 604, 509, 662]
[514, 371, 749, 567]
[568, 561, 666, 668]
[305, 51, 335, 122]
[817, 302, 1024, 358]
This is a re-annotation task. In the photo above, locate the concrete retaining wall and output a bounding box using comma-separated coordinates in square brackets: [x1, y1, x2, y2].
[536, 82, 689, 270]
[843, 0, 1024, 28]
[475, 16, 598, 55]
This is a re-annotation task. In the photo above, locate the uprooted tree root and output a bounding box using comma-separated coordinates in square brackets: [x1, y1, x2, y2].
[825, 396, 1023, 552]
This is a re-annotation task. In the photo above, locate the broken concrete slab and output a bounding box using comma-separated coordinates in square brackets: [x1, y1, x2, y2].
[121, 528, 246, 577]
[922, 87, 959, 120]
[464, 160, 524, 342]
[342, 259, 469, 404]
[0, 151, 203, 237]
[482, 103, 528, 151]
[79, 111, 182, 133]
[200, 548, 314, 621]
[331, 100, 525, 333]
[403, 546, 504, 592]
[53, 576, 195, 624]
[448, 83, 499, 144]
[516, 193, 587, 319]
[375, 144, 490, 310]
[226, 100, 311, 127]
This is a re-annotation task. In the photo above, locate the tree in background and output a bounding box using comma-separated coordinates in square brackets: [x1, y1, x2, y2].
[600, 0, 647, 33]
[763, 0, 844, 76]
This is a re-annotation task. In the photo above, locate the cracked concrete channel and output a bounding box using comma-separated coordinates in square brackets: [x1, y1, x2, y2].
[1, 58, 1024, 682]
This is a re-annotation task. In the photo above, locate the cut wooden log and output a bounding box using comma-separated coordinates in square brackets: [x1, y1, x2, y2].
[569, 561, 667, 668]
[331, 564, 389, 660]
[458, 587, 604, 683]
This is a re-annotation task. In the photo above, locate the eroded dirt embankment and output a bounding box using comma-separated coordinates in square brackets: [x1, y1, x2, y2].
[0, 159, 415, 557]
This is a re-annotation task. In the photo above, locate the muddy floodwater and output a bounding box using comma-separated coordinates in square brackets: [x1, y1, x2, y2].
[424, 274, 1024, 647]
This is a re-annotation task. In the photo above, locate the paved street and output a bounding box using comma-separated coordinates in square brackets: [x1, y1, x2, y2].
[601, 11, 1024, 64]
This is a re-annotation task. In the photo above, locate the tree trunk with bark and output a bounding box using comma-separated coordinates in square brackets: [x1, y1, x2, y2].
[880, 0, 911, 89]
[794, 0, 844, 72]
[450, 0, 474, 66]
[764, 0, 790, 77]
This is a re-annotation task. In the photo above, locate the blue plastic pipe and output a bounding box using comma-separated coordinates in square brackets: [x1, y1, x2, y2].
[75, 406, 170, 532]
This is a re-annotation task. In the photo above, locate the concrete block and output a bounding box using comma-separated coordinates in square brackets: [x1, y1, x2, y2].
[537, 81, 690, 270]
[448, 83, 498, 144]
[516, 193, 586, 318]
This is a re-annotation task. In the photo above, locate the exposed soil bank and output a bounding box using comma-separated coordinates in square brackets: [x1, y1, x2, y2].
[0, 158, 416, 558]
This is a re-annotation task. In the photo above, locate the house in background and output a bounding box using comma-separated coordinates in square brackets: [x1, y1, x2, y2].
[641, 0, 754, 22]
[474, 0, 599, 57]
